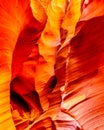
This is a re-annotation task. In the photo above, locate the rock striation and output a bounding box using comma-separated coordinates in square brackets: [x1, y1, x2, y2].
[0, 0, 104, 130]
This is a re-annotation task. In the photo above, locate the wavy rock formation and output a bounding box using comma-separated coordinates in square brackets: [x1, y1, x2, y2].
[0, 0, 104, 130]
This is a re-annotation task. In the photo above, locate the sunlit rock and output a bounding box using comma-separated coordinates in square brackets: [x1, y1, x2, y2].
[0, 0, 104, 130]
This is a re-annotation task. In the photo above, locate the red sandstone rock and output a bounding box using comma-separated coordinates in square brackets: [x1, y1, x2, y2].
[0, 0, 104, 130]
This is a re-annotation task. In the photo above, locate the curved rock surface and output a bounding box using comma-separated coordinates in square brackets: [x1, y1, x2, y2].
[0, 0, 104, 130]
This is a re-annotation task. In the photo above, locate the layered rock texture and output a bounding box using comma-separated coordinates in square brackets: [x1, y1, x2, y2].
[0, 0, 104, 130]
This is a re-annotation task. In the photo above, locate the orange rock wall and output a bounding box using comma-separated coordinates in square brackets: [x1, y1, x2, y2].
[0, 0, 104, 130]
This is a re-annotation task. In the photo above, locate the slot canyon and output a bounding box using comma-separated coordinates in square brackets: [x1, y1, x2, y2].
[0, 0, 104, 130]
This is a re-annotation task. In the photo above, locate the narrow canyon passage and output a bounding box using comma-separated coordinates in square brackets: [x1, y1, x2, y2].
[0, 0, 104, 130]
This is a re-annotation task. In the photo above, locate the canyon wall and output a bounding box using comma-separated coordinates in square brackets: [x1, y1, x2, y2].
[0, 0, 104, 130]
